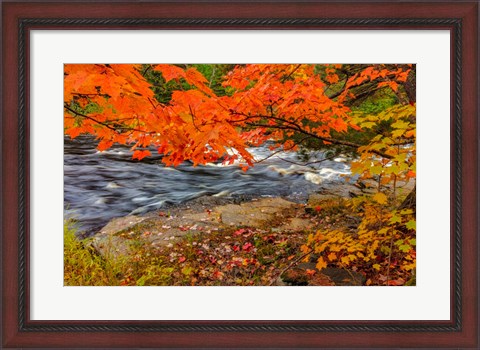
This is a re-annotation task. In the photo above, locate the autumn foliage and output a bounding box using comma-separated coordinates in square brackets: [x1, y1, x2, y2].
[64, 63, 416, 285]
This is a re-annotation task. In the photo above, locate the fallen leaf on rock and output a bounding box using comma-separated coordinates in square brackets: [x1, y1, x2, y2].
[212, 271, 224, 280]
[234, 228, 247, 236]
[387, 278, 405, 286]
[242, 242, 254, 252]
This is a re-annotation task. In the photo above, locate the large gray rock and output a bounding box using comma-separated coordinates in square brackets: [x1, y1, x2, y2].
[91, 216, 146, 259]
[90, 197, 308, 259]
[215, 197, 302, 227]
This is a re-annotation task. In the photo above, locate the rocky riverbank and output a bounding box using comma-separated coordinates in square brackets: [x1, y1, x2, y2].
[87, 179, 414, 286]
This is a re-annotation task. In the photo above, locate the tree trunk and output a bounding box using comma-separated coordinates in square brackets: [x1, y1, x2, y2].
[399, 185, 416, 211]
[403, 67, 416, 104]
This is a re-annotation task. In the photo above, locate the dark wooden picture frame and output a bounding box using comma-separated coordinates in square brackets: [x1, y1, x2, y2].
[1, 1, 478, 348]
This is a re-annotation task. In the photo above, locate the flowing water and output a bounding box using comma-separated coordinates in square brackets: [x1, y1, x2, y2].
[64, 135, 351, 234]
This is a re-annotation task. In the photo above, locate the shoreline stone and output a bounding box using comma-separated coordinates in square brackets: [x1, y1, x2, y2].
[90, 196, 308, 259]
[89, 179, 415, 271]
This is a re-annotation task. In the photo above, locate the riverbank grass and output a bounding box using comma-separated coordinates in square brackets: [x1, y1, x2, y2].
[64, 220, 129, 285]
[65, 220, 179, 286]
[64, 191, 415, 286]
[64, 219, 310, 286]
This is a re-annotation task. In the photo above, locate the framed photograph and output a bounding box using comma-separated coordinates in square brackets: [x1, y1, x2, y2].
[2, 1, 478, 348]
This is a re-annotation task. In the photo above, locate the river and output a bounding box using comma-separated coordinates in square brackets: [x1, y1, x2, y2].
[64, 135, 351, 234]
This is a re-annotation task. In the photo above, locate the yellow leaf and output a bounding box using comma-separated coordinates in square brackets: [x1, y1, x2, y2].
[315, 243, 327, 254]
[377, 229, 389, 237]
[373, 192, 388, 205]
[360, 121, 376, 129]
[401, 263, 416, 271]
[391, 120, 409, 129]
[373, 263, 381, 271]
[301, 245, 310, 253]
[372, 166, 386, 175]
[315, 233, 326, 241]
[316, 257, 327, 270]
[391, 129, 405, 138]
[330, 245, 341, 252]
[341, 256, 350, 264]
[327, 252, 337, 261]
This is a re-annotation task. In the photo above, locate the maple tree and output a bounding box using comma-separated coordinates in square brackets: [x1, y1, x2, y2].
[64, 63, 416, 285]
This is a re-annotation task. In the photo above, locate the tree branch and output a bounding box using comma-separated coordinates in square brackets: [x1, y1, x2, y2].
[276, 154, 339, 167]
[64, 105, 151, 134]
[253, 136, 311, 163]
[244, 122, 393, 159]
[269, 248, 313, 286]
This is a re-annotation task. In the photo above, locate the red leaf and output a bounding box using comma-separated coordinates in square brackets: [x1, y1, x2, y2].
[387, 278, 405, 286]
[65, 128, 82, 139]
[132, 149, 151, 160]
[97, 139, 113, 151]
[242, 242, 254, 252]
[154, 64, 186, 82]
[234, 228, 246, 236]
